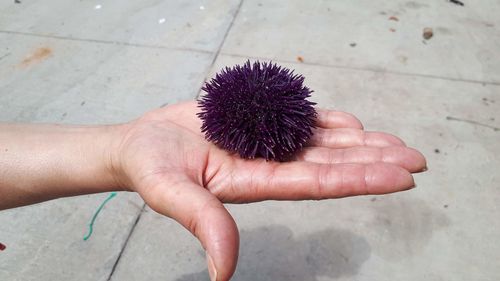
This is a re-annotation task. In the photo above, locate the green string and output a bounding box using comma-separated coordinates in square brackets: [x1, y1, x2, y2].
[83, 192, 117, 241]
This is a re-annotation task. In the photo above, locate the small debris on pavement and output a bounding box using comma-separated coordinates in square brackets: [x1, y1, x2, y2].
[389, 16, 399, 21]
[14, 0, 21, 4]
[296, 56, 304, 63]
[349, 42, 357, 47]
[423, 27, 433, 40]
[449, 0, 464, 6]
[0, 242, 6, 251]
[397, 55, 408, 64]
[389, 28, 396, 32]
[434, 149, 440, 154]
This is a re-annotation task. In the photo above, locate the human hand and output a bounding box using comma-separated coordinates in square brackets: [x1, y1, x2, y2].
[111, 101, 426, 281]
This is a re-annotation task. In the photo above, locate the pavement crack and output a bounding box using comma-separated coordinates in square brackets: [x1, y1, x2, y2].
[0, 52, 11, 61]
[446, 116, 500, 131]
[106, 203, 146, 281]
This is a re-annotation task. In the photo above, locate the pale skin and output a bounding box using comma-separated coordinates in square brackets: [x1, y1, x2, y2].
[0, 101, 426, 281]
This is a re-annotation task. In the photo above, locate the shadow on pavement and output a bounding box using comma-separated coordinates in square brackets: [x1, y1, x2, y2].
[176, 224, 371, 281]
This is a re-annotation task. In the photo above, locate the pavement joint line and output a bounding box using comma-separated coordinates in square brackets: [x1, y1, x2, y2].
[0, 30, 213, 55]
[208, 0, 244, 69]
[220, 52, 500, 86]
[196, 0, 245, 99]
[106, 203, 146, 281]
[6, 29, 498, 87]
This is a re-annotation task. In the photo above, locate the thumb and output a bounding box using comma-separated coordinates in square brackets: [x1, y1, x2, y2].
[140, 178, 239, 281]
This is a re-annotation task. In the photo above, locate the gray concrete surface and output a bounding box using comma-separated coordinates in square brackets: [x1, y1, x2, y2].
[0, 0, 499, 280]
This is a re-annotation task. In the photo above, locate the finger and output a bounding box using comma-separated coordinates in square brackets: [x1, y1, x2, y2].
[309, 128, 406, 148]
[297, 146, 427, 172]
[142, 178, 239, 281]
[315, 109, 364, 129]
[213, 161, 414, 203]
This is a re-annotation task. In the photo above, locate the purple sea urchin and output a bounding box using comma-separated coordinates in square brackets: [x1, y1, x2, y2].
[198, 61, 317, 161]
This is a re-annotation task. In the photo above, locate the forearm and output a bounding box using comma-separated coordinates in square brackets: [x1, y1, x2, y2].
[0, 123, 122, 210]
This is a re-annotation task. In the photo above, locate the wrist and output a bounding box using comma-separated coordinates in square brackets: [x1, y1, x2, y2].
[54, 123, 126, 195]
[105, 122, 134, 192]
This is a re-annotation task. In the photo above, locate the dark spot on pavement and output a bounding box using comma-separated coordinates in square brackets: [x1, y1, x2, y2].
[368, 197, 451, 260]
[436, 27, 452, 35]
[405, 1, 429, 9]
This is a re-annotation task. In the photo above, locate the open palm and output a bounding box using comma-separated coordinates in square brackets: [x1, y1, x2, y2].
[113, 101, 426, 281]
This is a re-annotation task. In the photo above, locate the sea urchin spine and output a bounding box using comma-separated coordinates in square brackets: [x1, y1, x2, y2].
[198, 61, 317, 161]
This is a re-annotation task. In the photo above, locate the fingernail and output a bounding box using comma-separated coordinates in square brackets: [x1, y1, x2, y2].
[206, 252, 217, 281]
[421, 166, 428, 172]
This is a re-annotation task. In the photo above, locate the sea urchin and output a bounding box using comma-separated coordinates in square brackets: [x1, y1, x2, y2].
[198, 61, 317, 161]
